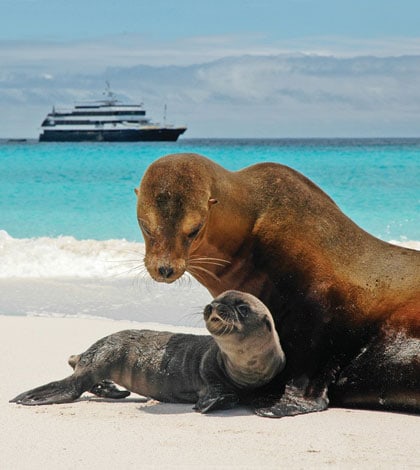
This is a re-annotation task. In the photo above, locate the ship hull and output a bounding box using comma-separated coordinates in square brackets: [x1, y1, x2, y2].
[39, 128, 186, 142]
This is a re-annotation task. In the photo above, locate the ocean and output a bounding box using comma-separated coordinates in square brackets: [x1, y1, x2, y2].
[1, 138, 419, 324]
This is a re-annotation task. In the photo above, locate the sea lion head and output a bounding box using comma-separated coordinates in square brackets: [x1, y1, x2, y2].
[204, 290, 286, 387]
[135, 154, 222, 283]
[204, 290, 276, 337]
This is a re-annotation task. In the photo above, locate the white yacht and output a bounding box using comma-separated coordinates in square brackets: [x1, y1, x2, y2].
[39, 85, 187, 142]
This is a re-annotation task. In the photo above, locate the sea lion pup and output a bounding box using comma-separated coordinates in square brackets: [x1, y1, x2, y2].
[135, 153, 420, 417]
[11, 291, 285, 413]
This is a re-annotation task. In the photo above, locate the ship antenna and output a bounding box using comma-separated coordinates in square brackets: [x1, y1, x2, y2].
[163, 104, 167, 125]
[103, 81, 117, 104]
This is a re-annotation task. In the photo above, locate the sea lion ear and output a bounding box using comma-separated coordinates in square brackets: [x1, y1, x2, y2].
[134, 188, 139, 196]
[208, 197, 218, 207]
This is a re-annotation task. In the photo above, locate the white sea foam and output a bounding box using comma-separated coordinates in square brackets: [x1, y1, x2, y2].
[0, 230, 418, 279]
[0, 230, 145, 278]
[388, 239, 420, 251]
[0, 231, 417, 324]
[0, 230, 213, 323]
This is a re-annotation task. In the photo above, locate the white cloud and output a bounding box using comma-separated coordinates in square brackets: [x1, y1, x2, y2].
[2, 33, 420, 73]
[1, 49, 420, 138]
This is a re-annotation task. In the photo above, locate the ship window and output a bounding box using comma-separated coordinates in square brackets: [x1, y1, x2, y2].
[68, 110, 146, 117]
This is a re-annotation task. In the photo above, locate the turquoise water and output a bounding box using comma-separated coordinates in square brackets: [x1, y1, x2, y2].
[1, 138, 419, 242]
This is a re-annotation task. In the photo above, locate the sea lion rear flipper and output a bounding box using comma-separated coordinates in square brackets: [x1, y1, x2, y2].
[10, 377, 83, 406]
[194, 392, 239, 414]
[254, 385, 328, 418]
[90, 380, 131, 399]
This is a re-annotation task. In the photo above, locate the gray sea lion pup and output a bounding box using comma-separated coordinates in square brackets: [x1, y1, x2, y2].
[10, 291, 285, 413]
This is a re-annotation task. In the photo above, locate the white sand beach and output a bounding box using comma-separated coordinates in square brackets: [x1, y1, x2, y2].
[2, 314, 419, 470]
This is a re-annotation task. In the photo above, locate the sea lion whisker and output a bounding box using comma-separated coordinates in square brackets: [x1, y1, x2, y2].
[185, 276, 193, 288]
[113, 264, 145, 275]
[134, 272, 158, 292]
[175, 274, 192, 289]
[189, 260, 229, 268]
[187, 267, 206, 285]
[116, 264, 153, 289]
[187, 265, 221, 283]
[104, 259, 143, 264]
[220, 325, 228, 337]
[135, 270, 152, 284]
[221, 323, 235, 337]
[104, 250, 146, 264]
[129, 270, 148, 289]
[189, 255, 230, 261]
[106, 248, 144, 256]
[189, 256, 231, 265]
[101, 265, 143, 280]
[178, 310, 205, 327]
[214, 319, 230, 337]
[128, 264, 146, 274]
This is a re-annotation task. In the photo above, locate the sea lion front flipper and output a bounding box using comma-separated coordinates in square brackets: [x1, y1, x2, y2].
[10, 377, 84, 406]
[194, 392, 239, 413]
[90, 380, 131, 399]
[254, 385, 328, 418]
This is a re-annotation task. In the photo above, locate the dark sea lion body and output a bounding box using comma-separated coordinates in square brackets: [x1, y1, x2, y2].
[11, 291, 285, 413]
[135, 153, 420, 417]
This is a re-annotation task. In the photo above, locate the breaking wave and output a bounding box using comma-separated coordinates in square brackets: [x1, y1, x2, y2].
[0, 230, 418, 279]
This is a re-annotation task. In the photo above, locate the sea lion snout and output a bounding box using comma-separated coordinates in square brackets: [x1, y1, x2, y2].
[158, 265, 174, 279]
[203, 303, 213, 321]
[206, 301, 236, 321]
[144, 255, 187, 283]
[204, 300, 239, 336]
[204, 290, 273, 337]
[205, 301, 229, 316]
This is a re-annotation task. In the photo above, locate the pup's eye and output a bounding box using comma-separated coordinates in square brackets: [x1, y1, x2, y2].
[203, 304, 212, 317]
[187, 225, 202, 239]
[237, 304, 250, 316]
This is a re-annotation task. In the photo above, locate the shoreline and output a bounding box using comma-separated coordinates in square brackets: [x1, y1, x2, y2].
[2, 314, 419, 469]
[0, 233, 417, 324]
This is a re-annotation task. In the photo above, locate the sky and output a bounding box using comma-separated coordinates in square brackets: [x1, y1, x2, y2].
[1, 0, 420, 137]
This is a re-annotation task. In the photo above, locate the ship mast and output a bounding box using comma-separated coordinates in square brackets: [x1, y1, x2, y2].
[103, 81, 117, 104]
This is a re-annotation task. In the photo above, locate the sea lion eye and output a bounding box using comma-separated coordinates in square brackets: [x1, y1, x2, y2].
[138, 219, 152, 237]
[187, 224, 202, 240]
[237, 304, 250, 317]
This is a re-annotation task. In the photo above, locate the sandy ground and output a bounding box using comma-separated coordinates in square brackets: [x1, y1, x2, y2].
[2, 315, 419, 470]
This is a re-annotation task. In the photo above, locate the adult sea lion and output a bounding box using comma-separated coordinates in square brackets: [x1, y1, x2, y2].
[11, 291, 285, 413]
[135, 152, 420, 417]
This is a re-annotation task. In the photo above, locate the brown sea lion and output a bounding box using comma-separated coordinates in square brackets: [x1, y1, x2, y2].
[10, 291, 285, 413]
[135, 152, 420, 417]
